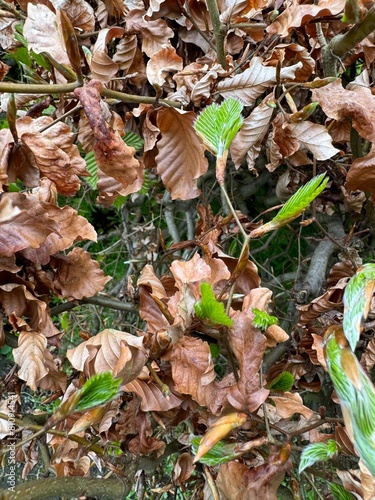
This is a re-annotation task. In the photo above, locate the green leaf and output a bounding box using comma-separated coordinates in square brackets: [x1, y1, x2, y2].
[74, 372, 122, 412]
[190, 436, 240, 466]
[112, 195, 127, 210]
[123, 130, 144, 151]
[194, 283, 233, 327]
[298, 440, 338, 474]
[324, 330, 375, 476]
[252, 308, 278, 330]
[250, 174, 328, 237]
[343, 263, 375, 351]
[194, 98, 243, 157]
[329, 483, 356, 500]
[266, 371, 294, 392]
[84, 132, 144, 191]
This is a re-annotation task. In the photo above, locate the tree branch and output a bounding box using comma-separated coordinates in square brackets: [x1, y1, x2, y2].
[323, 6, 375, 76]
[206, 0, 227, 68]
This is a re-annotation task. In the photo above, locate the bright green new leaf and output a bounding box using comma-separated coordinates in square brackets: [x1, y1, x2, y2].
[250, 173, 328, 238]
[298, 440, 338, 474]
[266, 371, 294, 392]
[343, 263, 375, 351]
[84, 132, 144, 190]
[194, 283, 233, 327]
[329, 483, 356, 500]
[252, 308, 278, 330]
[324, 330, 375, 476]
[190, 436, 240, 466]
[74, 372, 122, 412]
[194, 98, 243, 157]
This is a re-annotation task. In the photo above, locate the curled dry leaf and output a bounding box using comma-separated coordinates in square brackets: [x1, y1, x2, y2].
[216, 447, 292, 500]
[22, 205, 97, 265]
[125, 9, 174, 57]
[123, 379, 183, 412]
[269, 391, 316, 419]
[67, 328, 147, 380]
[230, 95, 274, 169]
[172, 453, 195, 486]
[155, 107, 208, 200]
[15, 116, 89, 195]
[52, 0, 95, 32]
[75, 80, 143, 195]
[0, 192, 57, 256]
[113, 34, 138, 72]
[0, 282, 60, 340]
[146, 45, 183, 88]
[287, 120, 340, 160]
[267, 0, 346, 37]
[13, 331, 48, 390]
[51, 247, 110, 300]
[90, 27, 125, 83]
[298, 278, 349, 325]
[312, 79, 375, 143]
[346, 148, 375, 200]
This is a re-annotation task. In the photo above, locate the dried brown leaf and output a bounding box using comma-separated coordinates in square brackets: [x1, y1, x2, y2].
[0, 193, 57, 257]
[230, 95, 274, 169]
[312, 79, 375, 143]
[346, 148, 375, 196]
[287, 120, 340, 160]
[267, 0, 346, 37]
[113, 34, 138, 72]
[21, 204, 96, 265]
[226, 311, 269, 412]
[216, 448, 292, 500]
[125, 9, 174, 57]
[16, 116, 89, 195]
[90, 27, 124, 83]
[75, 80, 143, 194]
[0, 282, 59, 340]
[67, 328, 147, 380]
[217, 57, 302, 105]
[155, 107, 208, 200]
[123, 379, 183, 411]
[53, 0, 95, 32]
[147, 46, 183, 88]
[51, 247, 111, 300]
[269, 392, 316, 419]
[13, 331, 48, 390]
[172, 453, 195, 486]
[23, 3, 70, 80]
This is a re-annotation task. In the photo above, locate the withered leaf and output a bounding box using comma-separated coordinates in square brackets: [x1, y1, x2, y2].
[50, 247, 110, 300]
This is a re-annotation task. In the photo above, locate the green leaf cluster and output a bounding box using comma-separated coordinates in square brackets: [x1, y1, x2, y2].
[329, 483, 356, 500]
[324, 333, 375, 476]
[298, 440, 338, 474]
[266, 371, 294, 392]
[343, 263, 375, 351]
[194, 98, 243, 157]
[271, 173, 328, 228]
[194, 283, 233, 327]
[252, 308, 278, 330]
[74, 372, 122, 412]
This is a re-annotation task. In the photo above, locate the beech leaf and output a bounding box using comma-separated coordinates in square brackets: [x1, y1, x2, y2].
[194, 282, 233, 327]
[299, 440, 338, 474]
[250, 174, 328, 237]
[194, 98, 243, 157]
